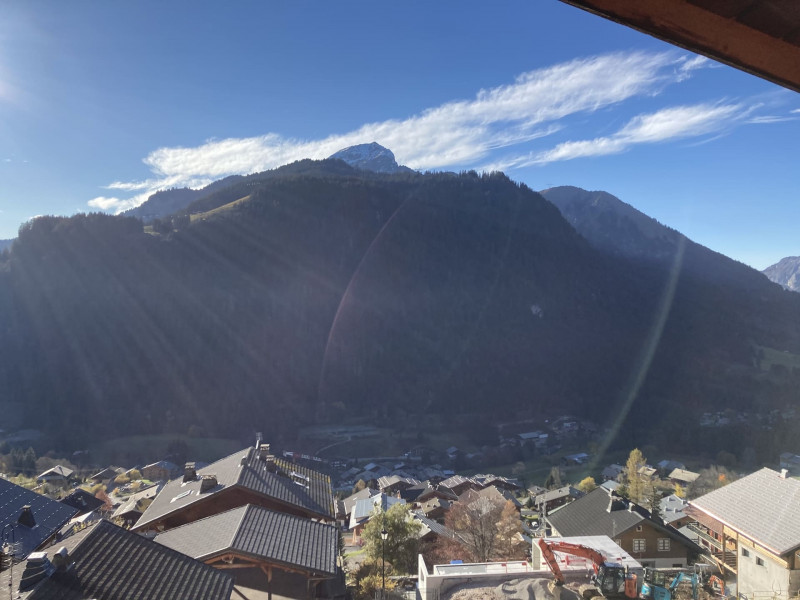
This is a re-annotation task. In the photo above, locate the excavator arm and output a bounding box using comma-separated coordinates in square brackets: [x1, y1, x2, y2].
[538, 539, 605, 584]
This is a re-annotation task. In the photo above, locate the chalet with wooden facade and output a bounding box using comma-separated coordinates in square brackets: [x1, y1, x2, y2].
[133, 443, 334, 534]
[688, 468, 800, 600]
[546, 487, 701, 568]
[155, 504, 343, 600]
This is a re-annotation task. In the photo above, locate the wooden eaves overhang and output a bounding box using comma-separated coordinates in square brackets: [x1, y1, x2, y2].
[559, 0, 800, 93]
[207, 551, 334, 600]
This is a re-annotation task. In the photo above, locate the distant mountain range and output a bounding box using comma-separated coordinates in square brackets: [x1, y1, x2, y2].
[124, 142, 413, 223]
[2, 148, 799, 461]
[0, 239, 12, 252]
[763, 257, 800, 292]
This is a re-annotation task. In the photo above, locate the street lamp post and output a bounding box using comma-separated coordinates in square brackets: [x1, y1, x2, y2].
[381, 527, 388, 600]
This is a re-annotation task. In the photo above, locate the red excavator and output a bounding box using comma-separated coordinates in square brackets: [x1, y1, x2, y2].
[538, 539, 639, 599]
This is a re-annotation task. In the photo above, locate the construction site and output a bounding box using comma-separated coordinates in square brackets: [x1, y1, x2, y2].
[418, 536, 726, 600]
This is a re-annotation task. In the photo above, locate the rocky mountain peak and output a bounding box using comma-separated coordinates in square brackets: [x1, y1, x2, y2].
[328, 142, 411, 173]
[763, 256, 800, 292]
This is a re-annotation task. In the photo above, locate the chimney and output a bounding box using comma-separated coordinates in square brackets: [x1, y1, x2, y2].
[183, 462, 196, 483]
[255, 431, 263, 449]
[18, 505, 36, 528]
[200, 474, 218, 493]
[51, 547, 69, 571]
[18, 551, 54, 590]
[781, 468, 789, 479]
[259, 444, 271, 460]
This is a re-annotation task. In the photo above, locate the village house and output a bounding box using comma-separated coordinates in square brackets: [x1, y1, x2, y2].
[0, 519, 233, 599]
[133, 442, 334, 534]
[459, 485, 523, 511]
[377, 474, 419, 495]
[348, 493, 405, 543]
[668, 468, 700, 488]
[336, 486, 377, 526]
[36, 465, 75, 488]
[546, 487, 701, 568]
[59, 488, 106, 517]
[602, 464, 626, 482]
[688, 467, 800, 600]
[438, 474, 478, 496]
[659, 493, 692, 530]
[155, 504, 343, 600]
[140, 459, 179, 482]
[88, 466, 125, 487]
[0, 478, 78, 560]
[534, 485, 583, 513]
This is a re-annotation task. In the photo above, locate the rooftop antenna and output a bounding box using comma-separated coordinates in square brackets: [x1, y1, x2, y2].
[255, 432, 263, 449]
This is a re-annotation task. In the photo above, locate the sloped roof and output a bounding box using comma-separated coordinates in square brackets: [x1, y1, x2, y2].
[23, 520, 233, 600]
[669, 468, 700, 484]
[413, 512, 455, 539]
[134, 446, 334, 530]
[659, 493, 689, 524]
[602, 464, 625, 478]
[59, 489, 106, 516]
[37, 465, 73, 479]
[340, 487, 377, 518]
[155, 504, 338, 576]
[534, 485, 583, 506]
[0, 477, 78, 558]
[548, 488, 701, 554]
[690, 467, 800, 555]
[377, 475, 419, 490]
[89, 466, 123, 481]
[142, 460, 179, 472]
[547, 487, 642, 537]
[439, 474, 474, 490]
[350, 494, 406, 528]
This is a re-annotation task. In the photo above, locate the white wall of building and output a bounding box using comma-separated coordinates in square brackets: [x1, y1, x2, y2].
[737, 545, 792, 600]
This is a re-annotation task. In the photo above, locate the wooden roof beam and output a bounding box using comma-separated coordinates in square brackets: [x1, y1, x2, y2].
[560, 0, 800, 93]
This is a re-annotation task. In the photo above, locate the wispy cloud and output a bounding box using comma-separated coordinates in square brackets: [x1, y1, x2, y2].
[94, 50, 712, 213]
[88, 196, 137, 212]
[747, 115, 799, 124]
[488, 102, 749, 168]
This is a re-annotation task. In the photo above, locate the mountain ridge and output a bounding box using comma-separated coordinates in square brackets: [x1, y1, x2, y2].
[763, 256, 800, 292]
[1, 167, 799, 460]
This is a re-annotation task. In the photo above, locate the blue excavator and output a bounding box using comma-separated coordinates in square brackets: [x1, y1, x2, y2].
[640, 570, 698, 600]
[640, 568, 725, 600]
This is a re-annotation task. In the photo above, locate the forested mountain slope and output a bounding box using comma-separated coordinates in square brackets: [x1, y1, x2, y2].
[1, 165, 799, 455]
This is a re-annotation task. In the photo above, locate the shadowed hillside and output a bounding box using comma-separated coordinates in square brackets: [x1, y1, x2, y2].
[1, 166, 800, 456]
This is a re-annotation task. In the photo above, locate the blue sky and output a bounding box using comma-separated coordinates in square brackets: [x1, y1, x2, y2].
[1, 2, 798, 269]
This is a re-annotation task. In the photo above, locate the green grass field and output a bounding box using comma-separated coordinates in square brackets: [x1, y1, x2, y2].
[755, 344, 800, 372]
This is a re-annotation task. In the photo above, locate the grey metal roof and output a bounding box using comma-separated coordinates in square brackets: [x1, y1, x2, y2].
[548, 488, 701, 555]
[24, 519, 233, 600]
[340, 487, 377, 518]
[134, 446, 334, 530]
[413, 513, 454, 539]
[439, 475, 474, 490]
[659, 494, 688, 524]
[534, 485, 583, 506]
[0, 477, 78, 558]
[155, 504, 339, 575]
[350, 494, 405, 528]
[59, 489, 105, 516]
[690, 467, 800, 555]
[37, 466, 73, 479]
[547, 487, 648, 537]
